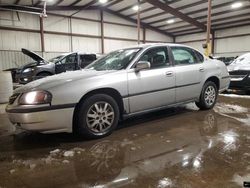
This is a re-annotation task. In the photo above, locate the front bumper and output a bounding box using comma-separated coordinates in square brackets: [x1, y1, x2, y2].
[229, 73, 250, 91]
[16, 71, 35, 84]
[6, 105, 75, 133]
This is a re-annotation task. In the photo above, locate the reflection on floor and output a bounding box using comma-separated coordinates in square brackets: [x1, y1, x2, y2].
[0, 94, 250, 188]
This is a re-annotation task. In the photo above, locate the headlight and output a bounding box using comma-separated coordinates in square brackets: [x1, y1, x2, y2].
[18, 91, 52, 105]
[23, 68, 33, 73]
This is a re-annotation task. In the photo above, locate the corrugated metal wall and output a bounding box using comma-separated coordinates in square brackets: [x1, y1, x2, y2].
[0, 10, 173, 70]
[0, 51, 64, 70]
[176, 26, 250, 57]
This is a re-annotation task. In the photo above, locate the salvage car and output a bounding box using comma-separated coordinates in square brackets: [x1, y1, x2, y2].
[227, 52, 250, 92]
[6, 43, 230, 138]
[16, 48, 97, 84]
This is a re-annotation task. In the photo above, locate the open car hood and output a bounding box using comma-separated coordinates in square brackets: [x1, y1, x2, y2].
[22, 48, 46, 62]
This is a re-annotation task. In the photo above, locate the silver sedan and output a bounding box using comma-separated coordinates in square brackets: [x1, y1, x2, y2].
[6, 43, 230, 138]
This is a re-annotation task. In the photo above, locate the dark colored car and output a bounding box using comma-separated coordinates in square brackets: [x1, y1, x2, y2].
[215, 56, 235, 66]
[16, 49, 97, 84]
[227, 53, 250, 92]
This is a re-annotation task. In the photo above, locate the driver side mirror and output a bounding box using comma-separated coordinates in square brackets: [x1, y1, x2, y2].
[135, 61, 151, 72]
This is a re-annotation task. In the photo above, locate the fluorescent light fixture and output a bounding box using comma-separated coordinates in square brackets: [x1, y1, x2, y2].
[99, 0, 108, 3]
[231, 2, 243, 9]
[132, 5, 140, 11]
[166, 19, 175, 24]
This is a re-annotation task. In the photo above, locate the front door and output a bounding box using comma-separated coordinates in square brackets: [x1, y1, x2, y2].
[55, 53, 78, 74]
[128, 47, 176, 113]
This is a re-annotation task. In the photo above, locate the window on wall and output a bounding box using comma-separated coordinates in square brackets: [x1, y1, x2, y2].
[139, 47, 170, 69]
[171, 47, 199, 65]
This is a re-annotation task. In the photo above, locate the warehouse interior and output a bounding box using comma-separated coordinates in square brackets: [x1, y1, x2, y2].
[0, 0, 250, 187]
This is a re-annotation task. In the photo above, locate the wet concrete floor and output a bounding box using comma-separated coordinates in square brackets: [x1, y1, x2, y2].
[0, 94, 250, 188]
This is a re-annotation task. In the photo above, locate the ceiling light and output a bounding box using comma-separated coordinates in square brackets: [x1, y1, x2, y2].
[231, 2, 243, 9]
[166, 19, 175, 24]
[132, 5, 140, 11]
[99, 0, 108, 3]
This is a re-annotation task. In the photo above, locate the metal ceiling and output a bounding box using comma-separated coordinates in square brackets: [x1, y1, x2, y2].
[1, 0, 250, 37]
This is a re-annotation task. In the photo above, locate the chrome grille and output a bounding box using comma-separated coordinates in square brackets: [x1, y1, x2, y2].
[9, 93, 20, 104]
[230, 75, 247, 79]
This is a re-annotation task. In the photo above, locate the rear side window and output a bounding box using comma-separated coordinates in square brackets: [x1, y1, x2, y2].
[195, 50, 204, 63]
[171, 47, 199, 65]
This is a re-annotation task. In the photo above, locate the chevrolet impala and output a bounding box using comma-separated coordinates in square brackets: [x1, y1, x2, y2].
[6, 44, 230, 138]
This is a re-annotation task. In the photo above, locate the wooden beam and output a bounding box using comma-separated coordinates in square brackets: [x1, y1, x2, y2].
[14, 0, 21, 5]
[100, 10, 104, 54]
[54, 0, 64, 5]
[34, 0, 42, 6]
[69, 0, 83, 6]
[164, 12, 250, 33]
[145, 0, 206, 31]
[141, 0, 207, 21]
[116, 1, 146, 13]
[105, 0, 123, 8]
[212, 18, 250, 28]
[143, 27, 146, 43]
[70, 0, 99, 17]
[39, 16, 45, 52]
[102, 7, 173, 37]
[127, 6, 156, 18]
[137, 0, 141, 45]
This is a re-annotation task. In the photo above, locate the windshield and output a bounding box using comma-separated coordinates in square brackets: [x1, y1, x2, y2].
[49, 55, 64, 63]
[86, 48, 141, 71]
[231, 54, 250, 65]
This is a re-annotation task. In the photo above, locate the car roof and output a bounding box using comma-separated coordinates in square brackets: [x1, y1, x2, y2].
[122, 43, 197, 50]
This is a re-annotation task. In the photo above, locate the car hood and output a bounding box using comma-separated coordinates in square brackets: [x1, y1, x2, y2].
[22, 48, 46, 62]
[14, 69, 116, 93]
[18, 62, 39, 70]
[227, 63, 250, 72]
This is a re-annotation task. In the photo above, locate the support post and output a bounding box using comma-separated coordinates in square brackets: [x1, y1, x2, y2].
[39, 16, 45, 53]
[69, 17, 73, 52]
[205, 0, 212, 56]
[100, 10, 104, 54]
[137, 0, 141, 45]
[211, 30, 215, 55]
[143, 27, 146, 43]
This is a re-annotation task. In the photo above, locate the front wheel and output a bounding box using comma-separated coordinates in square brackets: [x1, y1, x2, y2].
[75, 94, 120, 139]
[196, 81, 218, 110]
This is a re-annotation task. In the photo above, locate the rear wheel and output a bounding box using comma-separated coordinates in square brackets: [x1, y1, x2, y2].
[196, 81, 218, 110]
[75, 94, 119, 139]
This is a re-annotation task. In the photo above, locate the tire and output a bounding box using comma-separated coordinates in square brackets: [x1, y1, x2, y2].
[75, 94, 120, 139]
[195, 81, 218, 110]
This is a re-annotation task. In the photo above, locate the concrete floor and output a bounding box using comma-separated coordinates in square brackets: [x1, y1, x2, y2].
[0, 95, 250, 188]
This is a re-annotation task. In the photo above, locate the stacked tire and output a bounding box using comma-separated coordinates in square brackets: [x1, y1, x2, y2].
[0, 71, 13, 104]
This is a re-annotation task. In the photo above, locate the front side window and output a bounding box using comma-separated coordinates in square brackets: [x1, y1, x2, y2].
[61, 54, 77, 64]
[139, 47, 170, 69]
[86, 48, 141, 71]
[171, 47, 198, 65]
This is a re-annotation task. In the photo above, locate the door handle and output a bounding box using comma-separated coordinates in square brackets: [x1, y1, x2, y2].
[166, 71, 174, 77]
[199, 67, 205, 72]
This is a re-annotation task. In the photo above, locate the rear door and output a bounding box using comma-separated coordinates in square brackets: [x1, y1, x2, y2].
[79, 54, 97, 68]
[55, 53, 78, 74]
[170, 46, 204, 102]
[128, 46, 176, 113]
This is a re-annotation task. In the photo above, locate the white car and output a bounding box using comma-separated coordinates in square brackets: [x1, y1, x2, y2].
[227, 52, 250, 92]
[6, 43, 230, 139]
